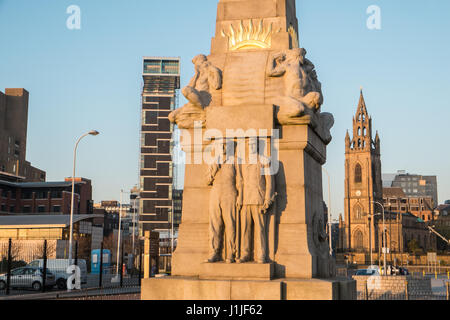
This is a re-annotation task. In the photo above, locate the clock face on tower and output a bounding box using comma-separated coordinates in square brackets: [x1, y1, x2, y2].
[356, 190, 362, 197]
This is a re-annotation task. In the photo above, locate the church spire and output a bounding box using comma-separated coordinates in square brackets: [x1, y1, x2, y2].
[349, 89, 374, 151]
[356, 89, 369, 120]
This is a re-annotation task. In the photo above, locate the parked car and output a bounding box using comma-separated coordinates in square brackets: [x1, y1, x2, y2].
[399, 267, 409, 275]
[355, 268, 380, 276]
[28, 259, 87, 290]
[0, 267, 56, 291]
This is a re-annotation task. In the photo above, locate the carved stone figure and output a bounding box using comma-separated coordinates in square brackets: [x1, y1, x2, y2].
[238, 139, 274, 264]
[205, 141, 242, 264]
[320, 112, 335, 144]
[267, 48, 323, 124]
[169, 54, 222, 128]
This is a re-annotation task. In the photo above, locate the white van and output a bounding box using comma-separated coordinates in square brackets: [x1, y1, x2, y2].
[28, 259, 87, 290]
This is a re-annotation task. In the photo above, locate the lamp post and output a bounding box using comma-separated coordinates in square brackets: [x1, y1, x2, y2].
[322, 167, 333, 257]
[115, 190, 124, 278]
[372, 201, 387, 275]
[367, 212, 381, 266]
[132, 195, 140, 257]
[68, 130, 99, 265]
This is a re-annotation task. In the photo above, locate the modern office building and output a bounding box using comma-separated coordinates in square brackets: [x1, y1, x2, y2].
[0, 88, 46, 182]
[139, 57, 180, 236]
[389, 171, 438, 208]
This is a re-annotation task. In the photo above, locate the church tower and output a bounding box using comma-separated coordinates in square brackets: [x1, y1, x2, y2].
[343, 90, 383, 254]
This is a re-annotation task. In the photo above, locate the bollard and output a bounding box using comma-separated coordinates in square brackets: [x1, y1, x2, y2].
[447, 282, 450, 301]
[365, 280, 369, 300]
[447, 270, 449, 280]
[405, 281, 409, 301]
[435, 271, 438, 280]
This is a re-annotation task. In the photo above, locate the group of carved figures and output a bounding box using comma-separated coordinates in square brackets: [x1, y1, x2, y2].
[206, 140, 275, 264]
[169, 48, 333, 130]
[168, 46, 335, 263]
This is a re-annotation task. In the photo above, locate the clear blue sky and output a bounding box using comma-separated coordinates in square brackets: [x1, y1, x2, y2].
[1, 0, 449, 219]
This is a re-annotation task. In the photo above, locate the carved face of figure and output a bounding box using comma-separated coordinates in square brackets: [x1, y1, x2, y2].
[219, 140, 235, 162]
[192, 54, 207, 67]
[286, 48, 307, 65]
[249, 139, 258, 155]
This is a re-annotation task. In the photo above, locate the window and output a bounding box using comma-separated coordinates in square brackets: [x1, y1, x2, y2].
[37, 206, 46, 213]
[50, 191, 62, 199]
[354, 230, 364, 250]
[36, 191, 47, 199]
[354, 164, 362, 183]
[21, 191, 32, 200]
[53, 206, 61, 213]
[354, 204, 364, 220]
[9, 206, 15, 213]
[22, 206, 31, 213]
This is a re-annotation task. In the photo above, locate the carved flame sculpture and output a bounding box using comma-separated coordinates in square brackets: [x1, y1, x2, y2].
[221, 19, 281, 51]
[288, 25, 299, 49]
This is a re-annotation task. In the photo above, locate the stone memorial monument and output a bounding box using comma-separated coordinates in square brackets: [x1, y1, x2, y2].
[142, 0, 356, 300]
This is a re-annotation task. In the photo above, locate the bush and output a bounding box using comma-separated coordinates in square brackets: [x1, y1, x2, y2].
[0, 258, 27, 273]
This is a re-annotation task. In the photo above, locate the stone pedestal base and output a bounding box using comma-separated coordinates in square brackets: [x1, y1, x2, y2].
[199, 263, 275, 281]
[141, 277, 356, 300]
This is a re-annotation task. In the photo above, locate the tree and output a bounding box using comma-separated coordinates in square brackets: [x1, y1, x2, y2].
[407, 239, 419, 255]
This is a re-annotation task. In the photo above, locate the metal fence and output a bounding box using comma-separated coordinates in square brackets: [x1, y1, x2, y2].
[0, 238, 144, 298]
[357, 290, 449, 300]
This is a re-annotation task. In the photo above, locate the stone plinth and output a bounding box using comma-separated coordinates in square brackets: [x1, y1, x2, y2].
[200, 262, 275, 281]
[141, 277, 356, 300]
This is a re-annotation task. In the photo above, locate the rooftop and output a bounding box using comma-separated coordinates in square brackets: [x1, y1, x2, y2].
[0, 214, 103, 229]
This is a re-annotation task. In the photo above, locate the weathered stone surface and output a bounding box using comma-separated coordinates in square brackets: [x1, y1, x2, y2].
[143, 0, 351, 300]
[200, 262, 275, 280]
[206, 105, 274, 136]
[141, 277, 356, 300]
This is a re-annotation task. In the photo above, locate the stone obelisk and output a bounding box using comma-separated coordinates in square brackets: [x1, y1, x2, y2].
[142, 0, 356, 300]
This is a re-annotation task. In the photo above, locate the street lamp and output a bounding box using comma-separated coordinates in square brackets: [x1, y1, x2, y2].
[367, 212, 381, 266]
[115, 190, 124, 279]
[322, 168, 333, 257]
[68, 130, 100, 266]
[372, 201, 387, 275]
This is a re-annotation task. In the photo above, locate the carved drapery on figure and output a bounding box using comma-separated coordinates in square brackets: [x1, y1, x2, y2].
[169, 54, 222, 129]
[237, 139, 275, 264]
[205, 139, 275, 264]
[205, 141, 241, 263]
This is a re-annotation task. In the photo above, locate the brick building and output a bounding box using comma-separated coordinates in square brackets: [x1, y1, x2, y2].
[383, 187, 434, 222]
[0, 88, 45, 182]
[0, 177, 93, 215]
